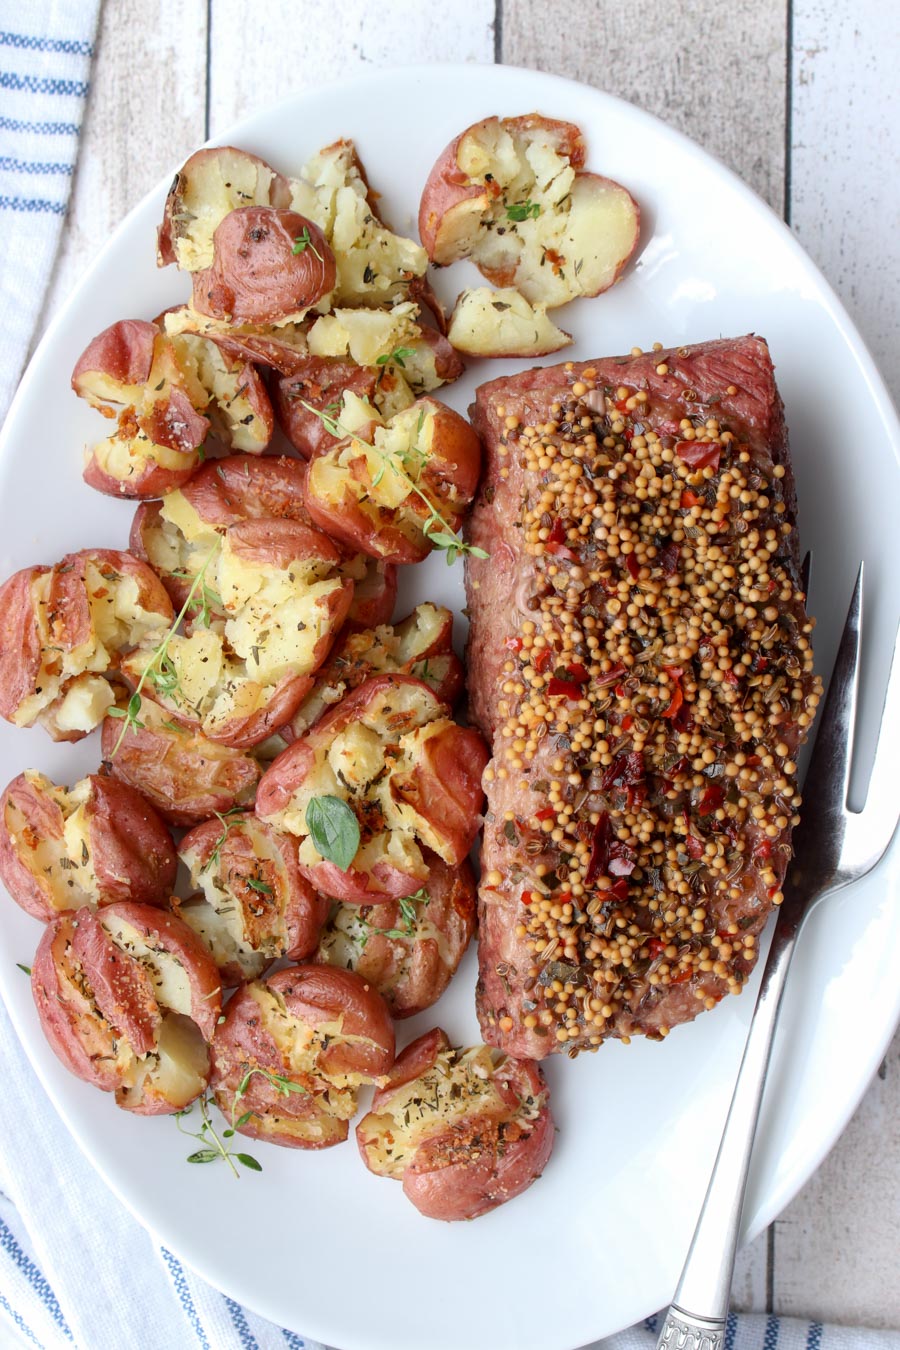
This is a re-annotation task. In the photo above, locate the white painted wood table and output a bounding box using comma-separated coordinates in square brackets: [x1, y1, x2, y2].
[34, 0, 900, 1337]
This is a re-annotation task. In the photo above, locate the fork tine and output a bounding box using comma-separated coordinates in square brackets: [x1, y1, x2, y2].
[799, 564, 863, 830]
[845, 616, 900, 871]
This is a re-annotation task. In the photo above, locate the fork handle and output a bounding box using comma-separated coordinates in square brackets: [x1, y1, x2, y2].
[655, 916, 800, 1348]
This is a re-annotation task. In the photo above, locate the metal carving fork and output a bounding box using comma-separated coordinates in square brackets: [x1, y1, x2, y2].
[658, 565, 900, 1350]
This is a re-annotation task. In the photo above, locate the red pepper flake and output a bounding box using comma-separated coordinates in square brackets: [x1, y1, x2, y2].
[609, 878, 630, 904]
[533, 648, 553, 673]
[547, 677, 583, 700]
[723, 667, 740, 688]
[620, 714, 633, 731]
[534, 807, 555, 821]
[614, 397, 631, 413]
[680, 489, 703, 509]
[658, 542, 679, 575]
[648, 937, 665, 958]
[753, 839, 772, 860]
[520, 890, 534, 906]
[565, 663, 589, 684]
[599, 752, 645, 791]
[625, 554, 641, 580]
[682, 809, 705, 860]
[545, 518, 577, 560]
[595, 663, 626, 688]
[661, 666, 684, 720]
[546, 541, 579, 560]
[585, 812, 611, 886]
[698, 784, 725, 817]
[675, 440, 721, 472]
[505, 636, 523, 653]
[670, 969, 693, 985]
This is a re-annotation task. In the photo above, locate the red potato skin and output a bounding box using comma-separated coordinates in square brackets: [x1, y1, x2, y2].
[83, 443, 201, 501]
[271, 358, 379, 459]
[319, 854, 477, 1017]
[305, 399, 482, 565]
[192, 208, 335, 324]
[100, 706, 261, 827]
[419, 327, 466, 384]
[157, 146, 292, 267]
[63, 549, 175, 632]
[390, 722, 489, 866]
[32, 913, 128, 1091]
[0, 567, 45, 723]
[346, 558, 397, 630]
[180, 454, 313, 529]
[225, 516, 344, 571]
[32, 903, 221, 1108]
[210, 965, 394, 1149]
[71, 319, 157, 395]
[359, 1032, 554, 1221]
[418, 113, 586, 261]
[0, 772, 176, 921]
[180, 814, 328, 962]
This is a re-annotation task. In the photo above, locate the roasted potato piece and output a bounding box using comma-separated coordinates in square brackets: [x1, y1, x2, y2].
[270, 357, 380, 459]
[73, 319, 209, 498]
[256, 675, 489, 904]
[419, 113, 640, 307]
[162, 304, 312, 376]
[356, 1029, 554, 1219]
[101, 694, 261, 827]
[447, 286, 572, 357]
[0, 548, 173, 741]
[342, 554, 397, 630]
[281, 604, 464, 742]
[305, 396, 481, 564]
[176, 813, 327, 985]
[316, 854, 476, 1017]
[210, 965, 394, 1149]
[289, 138, 433, 313]
[306, 301, 463, 404]
[167, 329, 273, 454]
[121, 520, 354, 748]
[32, 903, 221, 1114]
[191, 207, 335, 326]
[158, 145, 292, 270]
[0, 770, 176, 921]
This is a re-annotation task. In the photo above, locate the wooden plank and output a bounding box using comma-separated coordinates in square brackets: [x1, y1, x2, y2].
[207, 0, 496, 132]
[773, 1027, 900, 1328]
[500, 0, 788, 214]
[38, 0, 208, 330]
[731, 1231, 769, 1314]
[788, 0, 900, 399]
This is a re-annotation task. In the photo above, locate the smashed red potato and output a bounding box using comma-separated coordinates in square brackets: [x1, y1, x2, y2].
[121, 518, 354, 748]
[32, 902, 221, 1114]
[72, 319, 273, 499]
[419, 113, 640, 308]
[356, 1029, 554, 1220]
[191, 207, 335, 325]
[316, 853, 476, 1017]
[0, 548, 173, 741]
[255, 675, 488, 904]
[0, 770, 176, 921]
[101, 694, 261, 827]
[305, 396, 481, 564]
[158, 146, 292, 271]
[176, 813, 327, 985]
[448, 286, 572, 358]
[211, 965, 394, 1149]
[280, 603, 464, 742]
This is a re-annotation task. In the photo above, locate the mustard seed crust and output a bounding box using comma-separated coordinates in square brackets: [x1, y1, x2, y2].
[465, 336, 822, 1058]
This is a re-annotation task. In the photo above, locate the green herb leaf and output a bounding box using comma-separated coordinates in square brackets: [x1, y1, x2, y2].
[292, 226, 323, 261]
[506, 199, 541, 222]
[16, 963, 31, 976]
[306, 795, 360, 872]
[245, 877, 274, 895]
[375, 346, 416, 369]
[186, 1149, 219, 1164]
[236, 1153, 262, 1172]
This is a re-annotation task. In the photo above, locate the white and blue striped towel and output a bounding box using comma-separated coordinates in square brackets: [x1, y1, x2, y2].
[1, 8, 900, 1350]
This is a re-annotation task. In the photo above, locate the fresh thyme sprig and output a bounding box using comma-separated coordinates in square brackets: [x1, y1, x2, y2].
[170, 568, 224, 629]
[375, 345, 415, 369]
[298, 400, 488, 566]
[360, 887, 430, 945]
[107, 539, 222, 758]
[506, 199, 541, 221]
[200, 806, 245, 874]
[175, 1091, 260, 1177]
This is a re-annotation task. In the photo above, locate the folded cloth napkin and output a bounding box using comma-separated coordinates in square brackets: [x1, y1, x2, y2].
[1, 11, 899, 1350]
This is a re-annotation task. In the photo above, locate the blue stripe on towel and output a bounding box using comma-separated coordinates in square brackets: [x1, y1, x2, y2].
[0, 1213, 73, 1337]
[0, 1288, 43, 1348]
[160, 1248, 211, 1348]
[763, 1313, 782, 1348]
[725, 1310, 738, 1350]
[0, 71, 89, 97]
[0, 32, 94, 56]
[0, 195, 66, 214]
[0, 155, 73, 175]
[281, 1330, 306, 1348]
[0, 115, 80, 134]
[806, 1323, 824, 1350]
[225, 1295, 260, 1349]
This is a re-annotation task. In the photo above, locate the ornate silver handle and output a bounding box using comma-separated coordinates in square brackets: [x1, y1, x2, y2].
[656, 911, 801, 1348]
[657, 1308, 725, 1349]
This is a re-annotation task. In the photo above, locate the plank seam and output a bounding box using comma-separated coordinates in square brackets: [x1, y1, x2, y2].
[494, 0, 503, 63]
[783, 0, 794, 225]
[204, 0, 212, 140]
